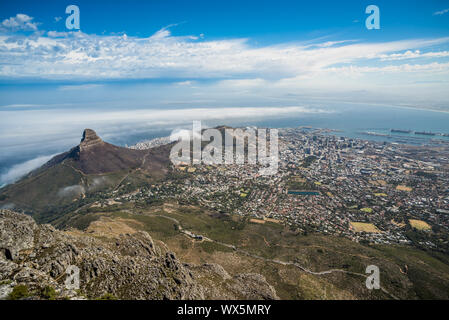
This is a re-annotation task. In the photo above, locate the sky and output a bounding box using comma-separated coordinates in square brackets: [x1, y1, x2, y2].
[1, 0, 449, 185]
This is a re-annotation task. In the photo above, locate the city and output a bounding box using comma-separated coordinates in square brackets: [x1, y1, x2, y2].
[117, 127, 449, 251]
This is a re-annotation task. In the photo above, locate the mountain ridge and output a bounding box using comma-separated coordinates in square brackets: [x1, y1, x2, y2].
[0, 129, 172, 219]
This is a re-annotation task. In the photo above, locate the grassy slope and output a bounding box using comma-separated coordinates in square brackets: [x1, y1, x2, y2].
[0, 163, 83, 213]
[66, 202, 449, 300]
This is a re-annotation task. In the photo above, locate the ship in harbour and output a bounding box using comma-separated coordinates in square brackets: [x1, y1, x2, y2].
[391, 129, 412, 134]
[415, 131, 436, 136]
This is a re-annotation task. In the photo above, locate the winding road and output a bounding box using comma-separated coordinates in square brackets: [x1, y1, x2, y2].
[143, 212, 399, 299]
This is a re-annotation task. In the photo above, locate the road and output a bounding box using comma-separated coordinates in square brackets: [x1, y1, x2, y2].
[144, 211, 399, 299]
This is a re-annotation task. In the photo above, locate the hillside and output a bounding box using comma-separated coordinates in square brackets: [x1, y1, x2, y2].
[0, 129, 172, 222]
[45, 199, 449, 300]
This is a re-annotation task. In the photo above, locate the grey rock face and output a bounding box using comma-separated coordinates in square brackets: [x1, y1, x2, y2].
[0, 210, 278, 300]
[226, 273, 279, 300]
[0, 210, 36, 262]
[80, 129, 103, 150]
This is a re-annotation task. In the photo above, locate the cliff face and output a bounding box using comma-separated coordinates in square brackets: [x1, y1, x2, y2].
[79, 129, 104, 150]
[0, 210, 278, 300]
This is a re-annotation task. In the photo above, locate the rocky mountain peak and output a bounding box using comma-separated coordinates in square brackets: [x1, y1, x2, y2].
[80, 129, 103, 149]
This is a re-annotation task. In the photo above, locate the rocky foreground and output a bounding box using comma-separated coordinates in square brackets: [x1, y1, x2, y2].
[0, 210, 279, 300]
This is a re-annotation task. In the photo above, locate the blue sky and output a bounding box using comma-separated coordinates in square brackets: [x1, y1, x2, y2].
[0, 1, 448, 85]
[1, 0, 449, 185]
[1, 0, 448, 41]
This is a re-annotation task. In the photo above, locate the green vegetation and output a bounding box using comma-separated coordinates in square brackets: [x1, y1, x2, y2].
[0, 279, 12, 286]
[2, 164, 83, 219]
[40, 286, 57, 300]
[286, 178, 317, 191]
[97, 293, 118, 300]
[302, 155, 317, 168]
[63, 212, 101, 230]
[199, 241, 233, 254]
[97, 202, 449, 300]
[9, 285, 29, 300]
[112, 211, 179, 242]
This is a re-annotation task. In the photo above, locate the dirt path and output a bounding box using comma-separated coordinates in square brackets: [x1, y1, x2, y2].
[129, 211, 399, 300]
[173, 214, 398, 299]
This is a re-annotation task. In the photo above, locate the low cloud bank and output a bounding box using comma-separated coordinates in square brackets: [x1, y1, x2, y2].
[0, 154, 55, 187]
[88, 177, 110, 191]
[57, 185, 85, 197]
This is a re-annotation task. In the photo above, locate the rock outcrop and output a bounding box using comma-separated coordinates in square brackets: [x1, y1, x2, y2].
[79, 129, 104, 150]
[0, 210, 278, 300]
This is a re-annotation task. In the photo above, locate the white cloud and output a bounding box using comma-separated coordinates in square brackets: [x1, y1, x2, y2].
[327, 62, 449, 75]
[89, 177, 109, 191]
[1, 23, 449, 82]
[0, 104, 43, 108]
[0, 20, 448, 110]
[47, 30, 70, 37]
[175, 80, 194, 86]
[170, 128, 202, 141]
[0, 106, 328, 147]
[58, 185, 85, 197]
[313, 40, 358, 48]
[0, 154, 55, 186]
[58, 84, 104, 91]
[0, 14, 39, 32]
[434, 8, 449, 16]
[378, 50, 449, 61]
